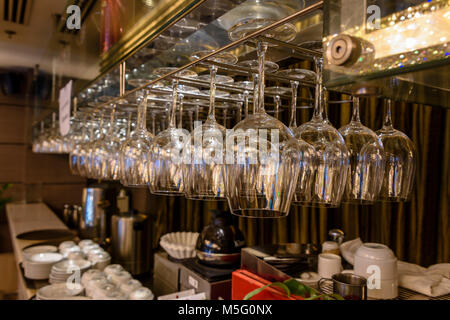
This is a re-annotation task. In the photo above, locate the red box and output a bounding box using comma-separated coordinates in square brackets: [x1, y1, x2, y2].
[232, 269, 304, 300]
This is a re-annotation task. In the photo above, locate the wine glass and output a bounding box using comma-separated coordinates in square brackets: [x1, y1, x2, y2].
[183, 50, 238, 200]
[293, 58, 350, 207]
[77, 113, 102, 178]
[377, 99, 416, 201]
[69, 114, 89, 175]
[91, 106, 122, 180]
[119, 93, 154, 187]
[32, 121, 45, 153]
[338, 97, 385, 204]
[225, 40, 307, 218]
[148, 79, 188, 195]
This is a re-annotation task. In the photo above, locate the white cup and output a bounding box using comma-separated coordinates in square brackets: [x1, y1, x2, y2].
[318, 253, 342, 278]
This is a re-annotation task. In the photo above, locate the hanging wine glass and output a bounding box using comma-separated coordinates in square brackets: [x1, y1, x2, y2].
[77, 113, 102, 178]
[377, 99, 416, 201]
[47, 112, 63, 153]
[225, 40, 308, 217]
[183, 51, 238, 200]
[32, 121, 45, 153]
[338, 97, 385, 204]
[293, 58, 350, 207]
[119, 93, 154, 187]
[91, 105, 122, 180]
[69, 114, 89, 175]
[149, 79, 187, 195]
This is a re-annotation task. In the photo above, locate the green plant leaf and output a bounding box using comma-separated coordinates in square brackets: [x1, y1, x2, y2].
[243, 282, 291, 300]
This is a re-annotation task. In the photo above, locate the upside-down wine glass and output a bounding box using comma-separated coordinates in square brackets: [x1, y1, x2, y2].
[225, 40, 310, 218]
[183, 50, 238, 200]
[377, 99, 416, 201]
[338, 97, 385, 204]
[293, 58, 350, 207]
[119, 93, 154, 187]
[149, 79, 186, 195]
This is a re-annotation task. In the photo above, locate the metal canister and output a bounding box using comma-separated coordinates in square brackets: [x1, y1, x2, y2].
[79, 188, 107, 242]
[111, 212, 151, 275]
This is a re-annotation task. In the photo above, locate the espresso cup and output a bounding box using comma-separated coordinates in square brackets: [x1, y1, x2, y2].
[318, 253, 342, 278]
[318, 273, 368, 300]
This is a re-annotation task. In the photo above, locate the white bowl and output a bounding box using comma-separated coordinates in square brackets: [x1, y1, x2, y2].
[160, 232, 199, 260]
[22, 245, 58, 261]
[58, 241, 76, 251]
[78, 239, 95, 248]
[354, 243, 398, 299]
[104, 264, 124, 276]
[120, 279, 142, 296]
[37, 283, 84, 300]
[108, 270, 132, 285]
[129, 287, 154, 300]
[29, 252, 64, 263]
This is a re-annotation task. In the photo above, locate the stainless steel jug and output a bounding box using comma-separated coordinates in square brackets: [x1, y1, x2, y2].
[111, 212, 151, 275]
[79, 188, 107, 242]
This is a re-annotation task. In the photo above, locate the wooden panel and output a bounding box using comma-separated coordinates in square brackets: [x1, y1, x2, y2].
[0, 253, 17, 292]
[0, 145, 26, 183]
[41, 183, 86, 214]
[25, 150, 85, 184]
[0, 105, 27, 144]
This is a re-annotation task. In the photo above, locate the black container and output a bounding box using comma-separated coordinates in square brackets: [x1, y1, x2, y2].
[196, 210, 245, 267]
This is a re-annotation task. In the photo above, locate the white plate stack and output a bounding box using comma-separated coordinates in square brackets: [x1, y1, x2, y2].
[49, 259, 92, 284]
[36, 283, 84, 300]
[23, 253, 64, 280]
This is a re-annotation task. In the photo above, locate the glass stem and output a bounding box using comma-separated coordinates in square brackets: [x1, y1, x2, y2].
[126, 112, 132, 138]
[383, 99, 394, 129]
[256, 41, 267, 114]
[108, 105, 116, 136]
[97, 112, 104, 139]
[313, 57, 324, 121]
[151, 112, 156, 135]
[40, 121, 44, 134]
[274, 95, 281, 120]
[207, 65, 217, 122]
[52, 112, 56, 129]
[137, 93, 147, 132]
[252, 74, 259, 114]
[244, 90, 249, 118]
[178, 94, 184, 129]
[323, 88, 329, 122]
[188, 111, 193, 132]
[223, 109, 227, 127]
[289, 81, 299, 128]
[195, 105, 199, 122]
[169, 80, 178, 129]
[351, 97, 361, 123]
[237, 102, 243, 122]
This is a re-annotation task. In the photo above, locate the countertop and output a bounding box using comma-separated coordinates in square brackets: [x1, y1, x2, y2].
[6, 202, 71, 300]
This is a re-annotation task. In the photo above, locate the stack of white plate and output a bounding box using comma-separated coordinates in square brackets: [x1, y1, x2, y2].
[36, 283, 84, 300]
[24, 253, 64, 280]
[49, 259, 91, 284]
[22, 245, 58, 261]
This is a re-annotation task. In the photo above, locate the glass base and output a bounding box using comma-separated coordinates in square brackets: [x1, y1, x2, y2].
[185, 195, 226, 202]
[228, 18, 297, 43]
[342, 199, 375, 205]
[292, 201, 340, 208]
[150, 190, 184, 196]
[230, 209, 288, 218]
[379, 196, 410, 202]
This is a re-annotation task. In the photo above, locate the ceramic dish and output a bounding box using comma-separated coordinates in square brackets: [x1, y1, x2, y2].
[160, 232, 199, 260]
